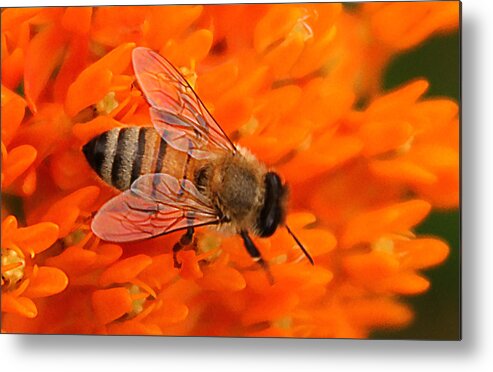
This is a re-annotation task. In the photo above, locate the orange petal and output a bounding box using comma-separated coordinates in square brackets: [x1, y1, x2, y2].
[379, 272, 430, 295]
[139, 254, 178, 289]
[264, 30, 306, 78]
[358, 120, 414, 157]
[72, 116, 124, 143]
[65, 67, 113, 117]
[414, 99, 459, 133]
[1, 215, 18, 243]
[41, 186, 100, 237]
[163, 29, 213, 67]
[12, 104, 72, 164]
[177, 250, 203, 280]
[53, 35, 90, 102]
[342, 200, 432, 247]
[286, 212, 317, 228]
[49, 149, 93, 190]
[398, 238, 450, 269]
[47, 206, 80, 239]
[61, 7, 93, 34]
[198, 266, 246, 292]
[44, 246, 97, 275]
[272, 263, 333, 289]
[294, 228, 337, 257]
[24, 24, 67, 112]
[92, 287, 132, 325]
[369, 159, 438, 186]
[290, 24, 337, 79]
[99, 255, 153, 287]
[252, 84, 303, 132]
[17, 167, 37, 196]
[106, 319, 162, 335]
[197, 60, 238, 99]
[1, 293, 38, 318]
[1, 85, 26, 146]
[1, 8, 42, 31]
[148, 300, 189, 325]
[2, 145, 37, 187]
[90, 42, 136, 76]
[1, 47, 25, 90]
[367, 2, 459, 50]
[346, 298, 413, 328]
[23, 266, 68, 298]
[343, 251, 400, 282]
[366, 79, 429, 118]
[281, 135, 362, 184]
[145, 6, 203, 50]
[14, 222, 59, 255]
[241, 286, 299, 325]
[43, 186, 99, 220]
[254, 6, 305, 53]
[91, 244, 123, 270]
[64, 43, 135, 116]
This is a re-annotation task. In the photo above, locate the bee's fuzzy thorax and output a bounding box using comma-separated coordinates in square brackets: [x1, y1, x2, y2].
[202, 145, 267, 234]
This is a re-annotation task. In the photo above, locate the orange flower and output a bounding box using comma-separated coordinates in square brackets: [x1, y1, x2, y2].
[1, 3, 459, 338]
[1, 215, 67, 319]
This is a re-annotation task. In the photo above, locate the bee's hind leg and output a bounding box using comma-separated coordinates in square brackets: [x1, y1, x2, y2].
[173, 227, 195, 268]
[240, 230, 274, 285]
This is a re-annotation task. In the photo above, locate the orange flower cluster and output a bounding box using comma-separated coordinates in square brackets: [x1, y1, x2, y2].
[1, 3, 459, 337]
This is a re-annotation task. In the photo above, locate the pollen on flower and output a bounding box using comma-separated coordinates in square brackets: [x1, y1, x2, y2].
[197, 232, 222, 256]
[292, 15, 314, 42]
[180, 64, 198, 89]
[372, 236, 395, 255]
[2, 248, 26, 289]
[96, 91, 119, 115]
[126, 284, 148, 318]
[395, 135, 415, 156]
[238, 116, 259, 137]
[273, 316, 293, 330]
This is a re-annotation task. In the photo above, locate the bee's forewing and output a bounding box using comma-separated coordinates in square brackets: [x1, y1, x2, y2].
[91, 173, 219, 242]
[132, 47, 236, 158]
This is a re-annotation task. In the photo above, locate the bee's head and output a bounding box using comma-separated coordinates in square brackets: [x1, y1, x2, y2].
[257, 172, 288, 238]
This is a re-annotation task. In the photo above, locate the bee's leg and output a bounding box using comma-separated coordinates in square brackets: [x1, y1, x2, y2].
[240, 230, 274, 284]
[173, 227, 195, 268]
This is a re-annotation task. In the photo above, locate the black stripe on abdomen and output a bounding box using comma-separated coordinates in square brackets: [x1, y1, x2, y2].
[151, 136, 167, 196]
[130, 127, 147, 185]
[82, 131, 109, 178]
[154, 137, 167, 174]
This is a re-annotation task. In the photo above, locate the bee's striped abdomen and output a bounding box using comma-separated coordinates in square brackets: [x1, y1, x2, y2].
[83, 126, 167, 191]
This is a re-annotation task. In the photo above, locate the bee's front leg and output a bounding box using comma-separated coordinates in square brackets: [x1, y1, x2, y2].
[240, 230, 274, 284]
[173, 227, 195, 268]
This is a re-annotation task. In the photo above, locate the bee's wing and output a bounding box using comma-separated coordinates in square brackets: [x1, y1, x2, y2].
[91, 173, 220, 242]
[132, 47, 237, 159]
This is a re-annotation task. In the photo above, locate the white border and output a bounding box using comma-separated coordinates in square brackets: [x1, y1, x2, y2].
[3, 0, 492, 371]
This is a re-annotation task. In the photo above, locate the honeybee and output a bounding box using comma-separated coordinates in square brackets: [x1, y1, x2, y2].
[83, 47, 313, 282]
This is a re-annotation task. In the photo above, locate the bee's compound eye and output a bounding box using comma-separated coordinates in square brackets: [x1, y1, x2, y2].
[257, 172, 285, 237]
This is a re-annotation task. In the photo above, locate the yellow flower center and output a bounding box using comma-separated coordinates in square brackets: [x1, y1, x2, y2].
[96, 91, 119, 115]
[126, 284, 147, 318]
[180, 65, 198, 90]
[197, 233, 223, 262]
[372, 236, 395, 254]
[1, 248, 26, 289]
[239, 116, 259, 137]
[291, 15, 314, 42]
[273, 316, 293, 329]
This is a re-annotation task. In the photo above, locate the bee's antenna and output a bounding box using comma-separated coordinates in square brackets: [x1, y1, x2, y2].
[285, 224, 314, 265]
